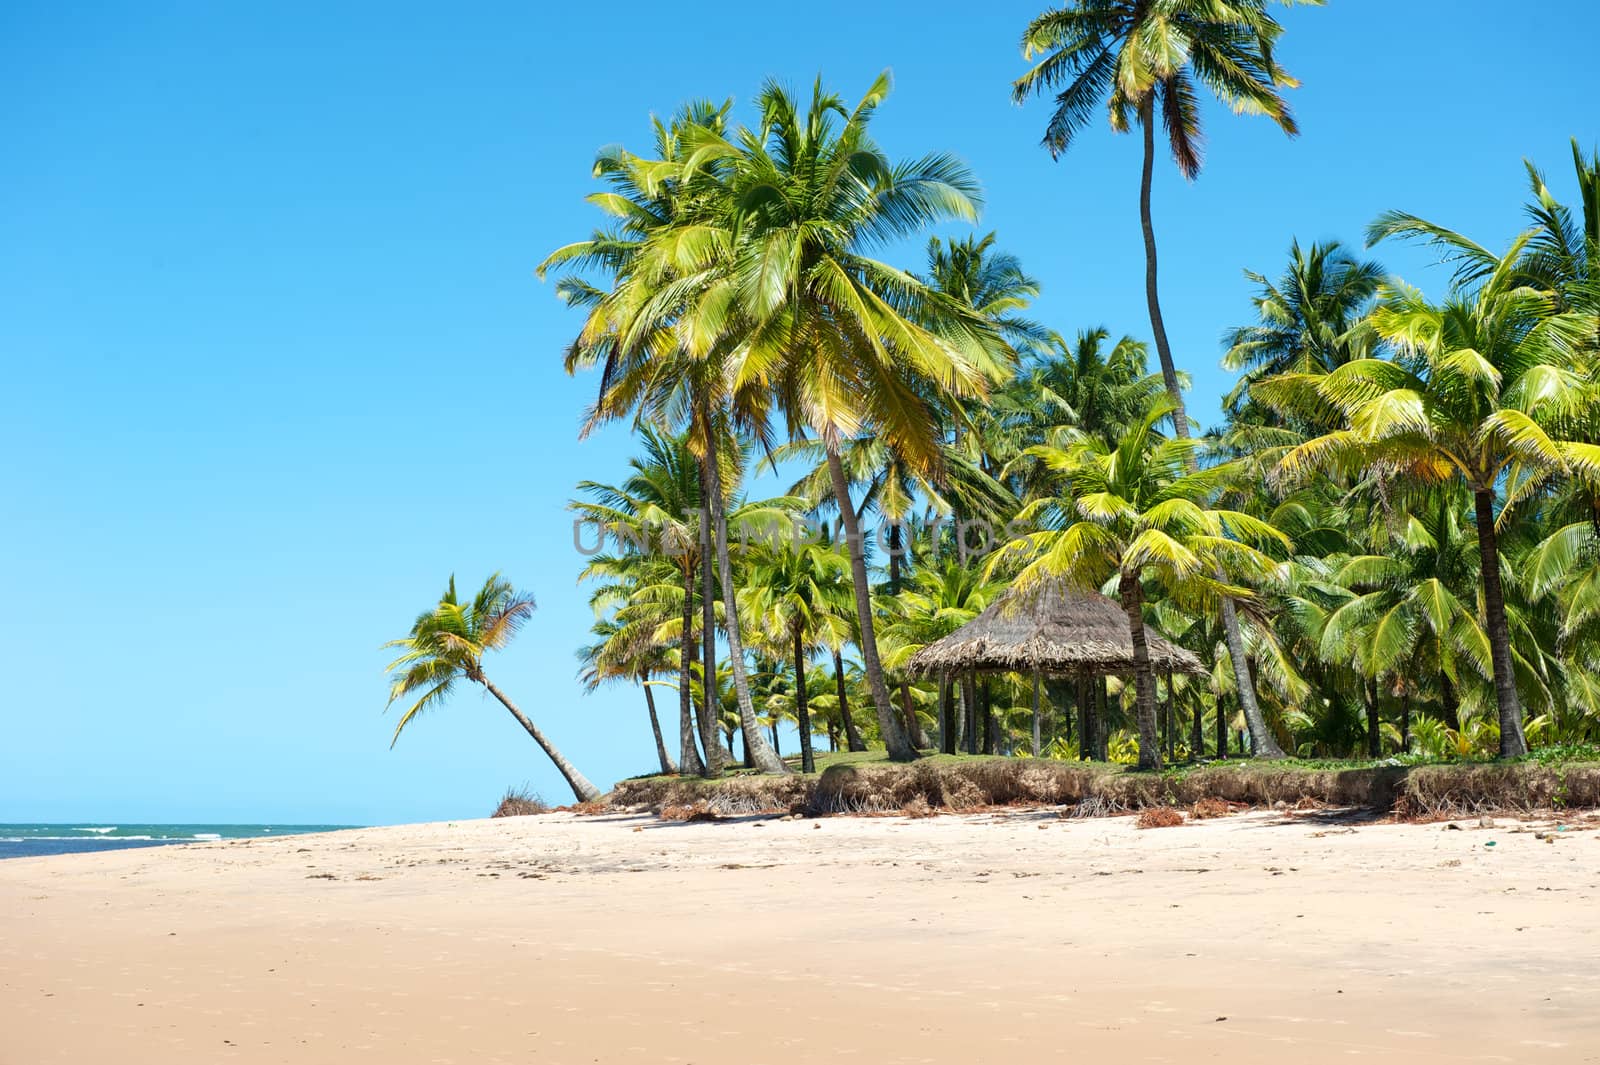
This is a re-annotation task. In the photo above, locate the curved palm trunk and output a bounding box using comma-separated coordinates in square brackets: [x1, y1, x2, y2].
[1138, 98, 1282, 759]
[1119, 574, 1162, 771]
[793, 626, 816, 774]
[827, 445, 916, 760]
[1221, 599, 1286, 757]
[1473, 488, 1529, 757]
[678, 562, 705, 776]
[697, 492, 723, 777]
[479, 675, 599, 803]
[834, 649, 866, 752]
[641, 677, 677, 776]
[703, 425, 787, 774]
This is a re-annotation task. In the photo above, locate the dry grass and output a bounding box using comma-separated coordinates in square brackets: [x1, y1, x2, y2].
[659, 801, 722, 823]
[1136, 807, 1185, 829]
[1189, 797, 1237, 820]
[491, 787, 548, 818]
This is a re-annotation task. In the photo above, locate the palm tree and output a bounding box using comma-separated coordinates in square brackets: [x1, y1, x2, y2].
[1012, 0, 1308, 440]
[701, 73, 1012, 761]
[1263, 226, 1598, 757]
[994, 398, 1289, 769]
[740, 540, 853, 772]
[384, 574, 600, 803]
[572, 427, 708, 776]
[541, 101, 793, 777]
[881, 559, 999, 753]
[1223, 239, 1386, 424]
[1012, 0, 1309, 759]
[577, 615, 677, 776]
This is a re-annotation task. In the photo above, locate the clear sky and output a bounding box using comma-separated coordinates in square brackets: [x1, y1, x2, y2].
[2, 1, 1594, 824]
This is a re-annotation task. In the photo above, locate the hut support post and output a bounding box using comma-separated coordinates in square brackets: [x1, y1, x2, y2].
[1031, 671, 1042, 757]
[938, 675, 951, 756]
[1165, 669, 1175, 760]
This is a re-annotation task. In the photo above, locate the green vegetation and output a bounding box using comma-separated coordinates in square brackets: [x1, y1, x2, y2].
[384, 3, 1600, 804]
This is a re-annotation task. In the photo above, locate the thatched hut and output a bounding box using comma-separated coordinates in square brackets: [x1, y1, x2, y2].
[907, 578, 1205, 679]
[906, 578, 1205, 759]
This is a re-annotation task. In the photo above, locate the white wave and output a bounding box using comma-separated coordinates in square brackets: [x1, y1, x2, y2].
[73, 826, 117, 834]
[190, 833, 222, 840]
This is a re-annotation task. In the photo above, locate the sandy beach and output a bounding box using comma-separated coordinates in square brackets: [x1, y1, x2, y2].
[3, 808, 1598, 1064]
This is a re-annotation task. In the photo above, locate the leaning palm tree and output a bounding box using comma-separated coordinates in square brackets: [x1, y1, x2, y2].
[992, 397, 1290, 769]
[705, 73, 1013, 761]
[385, 574, 600, 803]
[1261, 226, 1599, 757]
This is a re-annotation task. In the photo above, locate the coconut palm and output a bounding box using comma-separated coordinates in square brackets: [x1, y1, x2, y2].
[1262, 225, 1600, 757]
[1012, 0, 1309, 439]
[993, 397, 1289, 769]
[542, 101, 793, 777]
[572, 427, 709, 775]
[1223, 239, 1386, 424]
[739, 539, 853, 772]
[577, 615, 677, 776]
[384, 574, 600, 803]
[696, 73, 1012, 761]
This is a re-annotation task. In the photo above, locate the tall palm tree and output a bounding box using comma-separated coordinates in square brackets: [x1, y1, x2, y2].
[1012, 0, 1309, 440]
[699, 73, 1012, 761]
[541, 102, 792, 777]
[1263, 226, 1598, 757]
[994, 397, 1289, 769]
[1012, 0, 1309, 758]
[384, 574, 600, 803]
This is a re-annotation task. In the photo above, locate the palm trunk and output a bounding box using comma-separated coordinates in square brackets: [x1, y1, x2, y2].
[697, 488, 722, 778]
[1440, 670, 1461, 731]
[834, 649, 866, 752]
[1217, 695, 1228, 760]
[1190, 679, 1204, 759]
[678, 562, 705, 776]
[1139, 97, 1187, 439]
[1473, 488, 1529, 757]
[702, 424, 787, 775]
[1366, 679, 1381, 758]
[1078, 676, 1091, 761]
[793, 626, 815, 774]
[1031, 672, 1042, 757]
[1222, 599, 1285, 757]
[1400, 689, 1412, 753]
[826, 444, 915, 760]
[642, 678, 677, 776]
[479, 675, 599, 803]
[1119, 574, 1162, 771]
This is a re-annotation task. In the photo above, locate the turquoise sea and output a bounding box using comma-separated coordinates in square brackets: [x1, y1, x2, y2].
[0, 823, 356, 860]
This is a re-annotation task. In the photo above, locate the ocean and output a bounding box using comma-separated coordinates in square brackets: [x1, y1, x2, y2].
[0, 823, 356, 860]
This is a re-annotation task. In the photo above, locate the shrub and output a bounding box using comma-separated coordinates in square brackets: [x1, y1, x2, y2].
[492, 786, 549, 818]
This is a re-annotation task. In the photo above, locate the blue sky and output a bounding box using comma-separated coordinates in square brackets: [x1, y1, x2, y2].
[2, 1, 1594, 824]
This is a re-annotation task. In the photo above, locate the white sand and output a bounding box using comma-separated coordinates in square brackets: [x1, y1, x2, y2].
[3, 807, 1598, 1063]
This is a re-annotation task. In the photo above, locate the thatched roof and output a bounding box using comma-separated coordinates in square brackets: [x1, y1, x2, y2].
[907, 578, 1206, 678]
